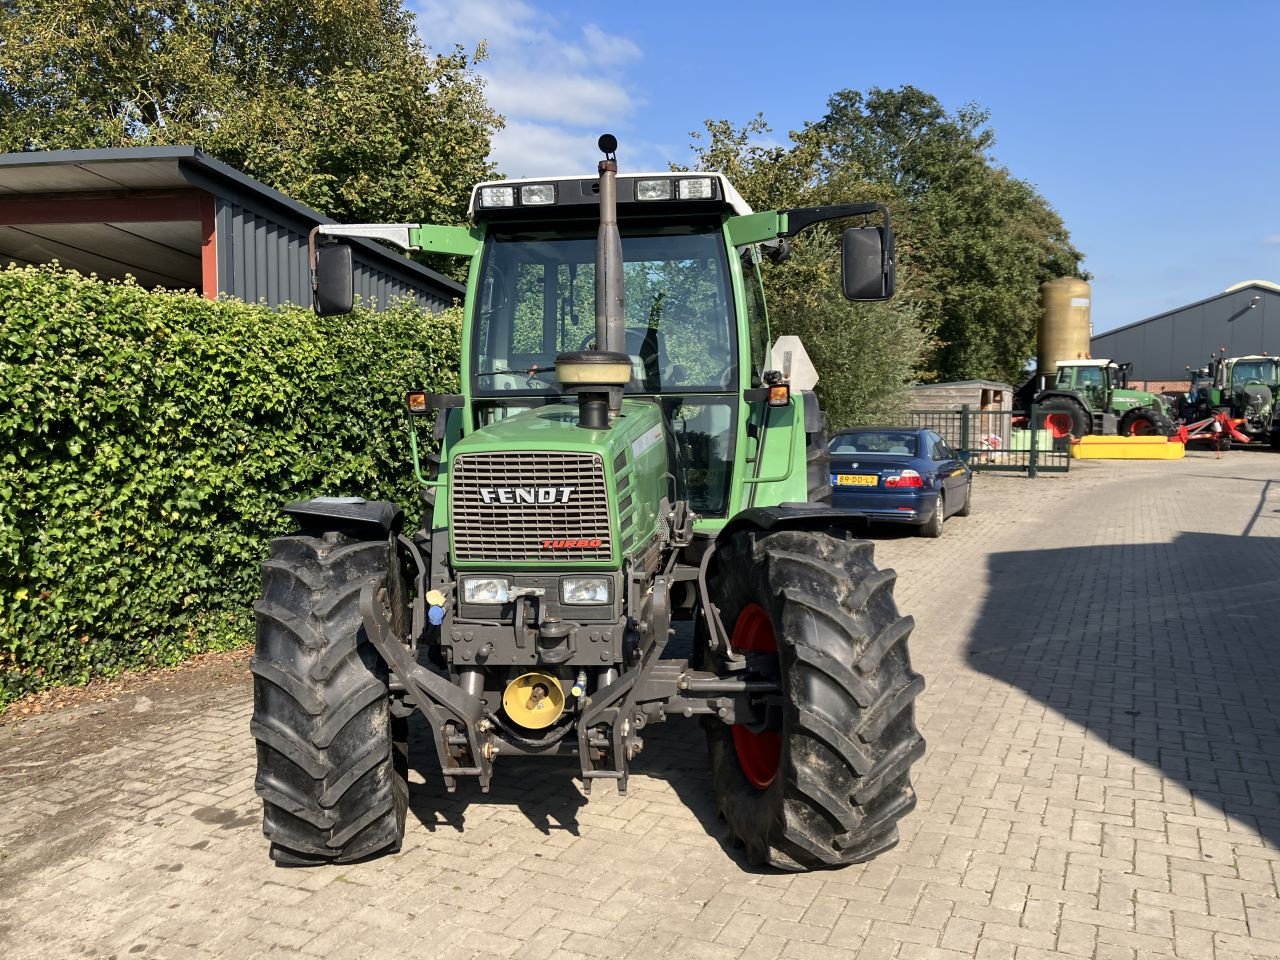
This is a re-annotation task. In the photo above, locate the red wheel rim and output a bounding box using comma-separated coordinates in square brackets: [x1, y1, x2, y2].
[729, 603, 781, 789]
[1128, 419, 1155, 436]
[1045, 413, 1072, 438]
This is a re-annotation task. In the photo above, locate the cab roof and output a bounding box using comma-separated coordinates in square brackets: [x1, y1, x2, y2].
[467, 172, 753, 221]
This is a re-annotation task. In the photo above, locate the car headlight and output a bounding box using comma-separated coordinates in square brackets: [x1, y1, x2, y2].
[462, 577, 510, 604]
[561, 576, 611, 605]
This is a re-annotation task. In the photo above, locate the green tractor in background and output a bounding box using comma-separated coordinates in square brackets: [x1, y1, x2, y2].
[1034, 359, 1175, 438]
[250, 136, 924, 872]
[1177, 353, 1279, 448]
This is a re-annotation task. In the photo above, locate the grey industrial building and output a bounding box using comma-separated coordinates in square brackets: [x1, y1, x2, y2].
[1090, 281, 1280, 388]
[0, 146, 462, 310]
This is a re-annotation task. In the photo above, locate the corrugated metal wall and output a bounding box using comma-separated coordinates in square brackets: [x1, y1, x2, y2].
[214, 199, 456, 311]
[1091, 287, 1280, 380]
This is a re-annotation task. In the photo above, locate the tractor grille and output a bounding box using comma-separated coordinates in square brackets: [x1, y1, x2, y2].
[451, 451, 612, 562]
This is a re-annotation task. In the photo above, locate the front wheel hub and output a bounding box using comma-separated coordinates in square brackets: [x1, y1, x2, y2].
[729, 603, 781, 789]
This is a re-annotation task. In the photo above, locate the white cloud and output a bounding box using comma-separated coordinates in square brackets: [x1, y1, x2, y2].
[490, 122, 603, 178]
[1263, 234, 1280, 245]
[414, 0, 649, 176]
[486, 69, 631, 127]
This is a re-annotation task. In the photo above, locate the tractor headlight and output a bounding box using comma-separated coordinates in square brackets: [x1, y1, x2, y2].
[635, 178, 673, 201]
[462, 577, 510, 604]
[677, 177, 713, 200]
[478, 186, 515, 208]
[519, 183, 556, 205]
[560, 576, 611, 605]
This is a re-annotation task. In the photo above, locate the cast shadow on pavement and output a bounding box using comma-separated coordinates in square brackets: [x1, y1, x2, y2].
[398, 625, 761, 869]
[968, 530, 1280, 849]
[403, 717, 588, 837]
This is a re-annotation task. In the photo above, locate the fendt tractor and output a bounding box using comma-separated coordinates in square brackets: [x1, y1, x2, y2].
[1034, 358, 1175, 438]
[1175, 352, 1280, 447]
[250, 136, 925, 871]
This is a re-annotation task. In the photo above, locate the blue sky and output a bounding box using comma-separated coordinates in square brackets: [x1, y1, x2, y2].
[415, 0, 1279, 334]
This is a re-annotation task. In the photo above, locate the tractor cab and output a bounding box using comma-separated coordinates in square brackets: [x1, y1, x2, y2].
[1052, 359, 1119, 410]
[464, 176, 752, 517]
[1220, 356, 1280, 392]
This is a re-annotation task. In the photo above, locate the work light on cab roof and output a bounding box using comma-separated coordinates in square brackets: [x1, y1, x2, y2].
[262, 133, 923, 874]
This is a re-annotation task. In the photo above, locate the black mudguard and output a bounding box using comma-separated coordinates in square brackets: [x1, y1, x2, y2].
[283, 497, 404, 539]
[716, 503, 867, 546]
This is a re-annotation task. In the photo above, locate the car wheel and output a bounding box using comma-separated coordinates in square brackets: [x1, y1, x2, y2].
[921, 494, 944, 538]
[955, 478, 973, 517]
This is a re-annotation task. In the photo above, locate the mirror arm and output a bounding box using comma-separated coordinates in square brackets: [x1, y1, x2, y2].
[781, 203, 891, 237]
[307, 224, 418, 288]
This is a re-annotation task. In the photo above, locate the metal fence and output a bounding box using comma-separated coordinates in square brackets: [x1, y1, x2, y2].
[909, 404, 1069, 476]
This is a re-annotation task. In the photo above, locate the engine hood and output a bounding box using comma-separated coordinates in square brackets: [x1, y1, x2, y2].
[446, 399, 670, 570]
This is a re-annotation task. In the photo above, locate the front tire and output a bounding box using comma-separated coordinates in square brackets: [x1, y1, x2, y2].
[1039, 396, 1091, 439]
[251, 531, 409, 865]
[1119, 407, 1174, 437]
[704, 529, 925, 870]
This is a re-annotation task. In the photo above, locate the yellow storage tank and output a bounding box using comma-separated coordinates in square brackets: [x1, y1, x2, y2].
[1038, 278, 1092, 378]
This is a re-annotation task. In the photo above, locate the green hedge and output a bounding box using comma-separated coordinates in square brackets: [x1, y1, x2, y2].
[0, 265, 461, 706]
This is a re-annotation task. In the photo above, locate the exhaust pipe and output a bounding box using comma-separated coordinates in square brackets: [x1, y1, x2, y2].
[556, 134, 630, 429]
[595, 133, 625, 359]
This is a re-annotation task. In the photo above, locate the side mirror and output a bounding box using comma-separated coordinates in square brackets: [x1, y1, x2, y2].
[313, 243, 354, 316]
[841, 226, 895, 301]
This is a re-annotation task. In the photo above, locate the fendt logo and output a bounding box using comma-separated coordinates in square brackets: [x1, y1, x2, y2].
[478, 485, 576, 505]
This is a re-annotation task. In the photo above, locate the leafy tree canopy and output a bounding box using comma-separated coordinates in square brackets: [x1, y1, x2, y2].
[0, 0, 501, 225]
[691, 86, 1085, 397]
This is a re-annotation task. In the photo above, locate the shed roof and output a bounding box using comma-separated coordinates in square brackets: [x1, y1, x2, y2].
[0, 146, 462, 297]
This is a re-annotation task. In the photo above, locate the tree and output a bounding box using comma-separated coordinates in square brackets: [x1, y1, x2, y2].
[0, 1, 501, 226]
[687, 115, 933, 426]
[799, 87, 1085, 385]
[691, 89, 1086, 403]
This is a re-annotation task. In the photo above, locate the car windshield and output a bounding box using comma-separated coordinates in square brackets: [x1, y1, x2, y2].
[1231, 360, 1279, 386]
[830, 432, 917, 456]
[470, 226, 735, 395]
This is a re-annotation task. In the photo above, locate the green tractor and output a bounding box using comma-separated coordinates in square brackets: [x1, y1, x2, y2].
[1034, 359, 1175, 438]
[250, 136, 924, 871]
[1179, 353, 1279, 447]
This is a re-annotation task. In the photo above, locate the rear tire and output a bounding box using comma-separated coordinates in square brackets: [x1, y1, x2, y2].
[251, 531, 409, 866]
[921, 495, 944, 538]
[704, 529, 925, 870]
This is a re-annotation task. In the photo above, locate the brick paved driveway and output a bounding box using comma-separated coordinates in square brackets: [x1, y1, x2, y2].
[2, 451, 1278, 959]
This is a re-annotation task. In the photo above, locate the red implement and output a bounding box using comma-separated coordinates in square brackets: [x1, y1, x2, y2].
[1172, 412, 1250, 445]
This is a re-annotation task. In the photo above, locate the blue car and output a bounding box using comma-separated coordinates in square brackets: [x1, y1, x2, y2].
[828, 427, 973, 538]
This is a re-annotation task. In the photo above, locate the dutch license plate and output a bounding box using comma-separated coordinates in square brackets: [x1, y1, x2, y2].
[835, 474, 878, 487]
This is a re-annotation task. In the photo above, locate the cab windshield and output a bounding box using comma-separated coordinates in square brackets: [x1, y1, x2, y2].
[470, 226, 735, 395]
[1230, 360, 1279, 386]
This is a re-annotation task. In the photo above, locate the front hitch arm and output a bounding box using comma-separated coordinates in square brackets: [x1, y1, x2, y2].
[360, 580, 494, 792]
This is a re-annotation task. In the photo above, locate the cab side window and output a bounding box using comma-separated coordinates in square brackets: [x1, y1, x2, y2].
[741, 249, 770, 388]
